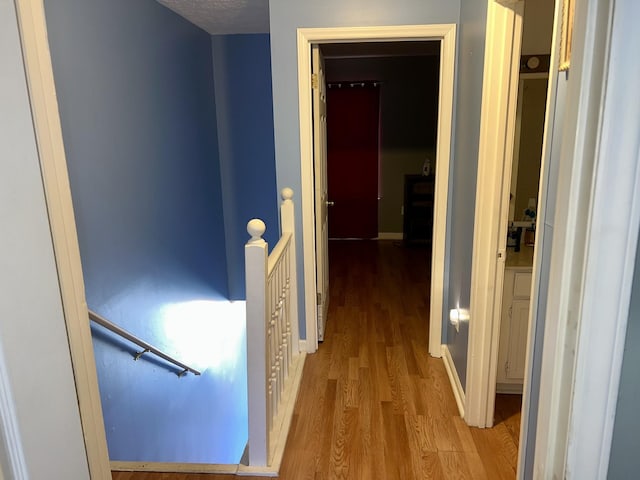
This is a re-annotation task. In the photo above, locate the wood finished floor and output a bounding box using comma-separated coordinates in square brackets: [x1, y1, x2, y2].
[112, 240, 521, 480]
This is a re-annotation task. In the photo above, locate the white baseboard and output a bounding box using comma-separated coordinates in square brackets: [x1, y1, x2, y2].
[110, 462, 238, 474]
[496, 382, 523, 394]
[442, 344, 465, 418]
[377, 232, 403, 240]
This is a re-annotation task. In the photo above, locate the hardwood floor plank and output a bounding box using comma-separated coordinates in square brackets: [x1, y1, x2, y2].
[404, 413, 438, 456]
[438, 451, 474, 480]
[470, 424, 518, 480]
[419, 451, 446, 480]
[381, 402, 415, 480]
[328, 407, 359, 479]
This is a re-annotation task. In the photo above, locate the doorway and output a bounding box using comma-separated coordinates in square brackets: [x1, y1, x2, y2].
[315, 42, 441, 342]
[296, 25, 457, 354]
[496, 70, 549, 395]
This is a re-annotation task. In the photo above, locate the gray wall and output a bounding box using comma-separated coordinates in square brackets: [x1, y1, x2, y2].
[269, 0, 461, 338]
[325, 54, 439, 234]
[608, 226, 640, 477]
[0, 2, 90, 477]
[513, 78, 548, 220]
[445, 0, 489, 386]
[521, 0, 555, 55]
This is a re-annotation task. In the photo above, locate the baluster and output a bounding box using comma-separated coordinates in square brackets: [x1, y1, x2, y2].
[280, 187, 299, 354]
[274, 287, 282, 412]
[280, 257, 287, 381]
[281, 254, 289, 379]
[284, 282, 292, 375]
[277, 259, 286, 391]
[270, 303, 278, 422]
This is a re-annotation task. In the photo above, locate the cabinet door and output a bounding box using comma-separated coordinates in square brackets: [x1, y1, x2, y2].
[505, 299, 530, 382]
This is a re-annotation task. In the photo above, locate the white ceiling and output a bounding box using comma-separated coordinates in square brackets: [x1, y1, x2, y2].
[157, 0, 269, 35]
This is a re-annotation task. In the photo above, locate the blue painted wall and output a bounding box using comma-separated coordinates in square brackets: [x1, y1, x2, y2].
[212, 34, 279, 300]
[445, 0, 488, 388]
[45, 0, 228, 306]
[608, 227, 640, 477]
[45, 0, 248, 464]
[268, 0, 462, 337]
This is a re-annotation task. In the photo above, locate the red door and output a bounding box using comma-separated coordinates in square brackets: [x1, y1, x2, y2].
[326, 85, 380, 239]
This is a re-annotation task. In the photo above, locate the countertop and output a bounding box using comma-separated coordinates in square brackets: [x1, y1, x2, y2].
[506, 245, 534, 268]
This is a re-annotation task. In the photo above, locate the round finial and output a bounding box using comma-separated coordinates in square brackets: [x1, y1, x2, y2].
[247, 219, 266, 240]
[281, 187, 294, 201]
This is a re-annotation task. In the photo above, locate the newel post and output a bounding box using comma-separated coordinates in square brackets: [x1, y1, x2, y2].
[280, 188, 299, 353]
[245, 219, 268, 467]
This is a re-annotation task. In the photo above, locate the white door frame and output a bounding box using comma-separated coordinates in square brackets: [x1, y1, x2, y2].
[13, 1, 111, 477]
[534, 0, 640, 476]
[469, 0, 640, 476]
[466, 0, 524, 428]
[296, 24, 457, 354]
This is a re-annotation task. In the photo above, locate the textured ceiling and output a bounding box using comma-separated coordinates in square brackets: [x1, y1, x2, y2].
[157, 0, 269, 34]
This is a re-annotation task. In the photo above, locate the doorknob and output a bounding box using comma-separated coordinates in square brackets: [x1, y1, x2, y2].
[326, 201, 335, 207]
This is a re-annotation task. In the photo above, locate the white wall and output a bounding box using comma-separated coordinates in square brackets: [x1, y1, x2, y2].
[0, 2, 89, 477]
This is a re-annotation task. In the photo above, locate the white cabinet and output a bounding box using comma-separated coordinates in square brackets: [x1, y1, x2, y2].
[496, 268, 532, 393]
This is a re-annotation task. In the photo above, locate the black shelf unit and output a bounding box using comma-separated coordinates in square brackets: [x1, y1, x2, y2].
[403, 174, 435, 246]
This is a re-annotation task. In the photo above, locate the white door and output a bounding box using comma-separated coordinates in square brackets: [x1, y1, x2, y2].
[312, 45, 330, 341]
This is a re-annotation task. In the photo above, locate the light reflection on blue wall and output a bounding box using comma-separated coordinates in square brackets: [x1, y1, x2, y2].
[161, 300, 246, 375]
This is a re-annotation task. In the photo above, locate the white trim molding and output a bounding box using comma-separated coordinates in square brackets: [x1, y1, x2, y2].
[0, 345, 28, 480]
[516, 0, 563, 475]
[14, 0, 111, 477]
[296, 24, 456, 357]
[535, 0, 640, 477]
[466, 1, 524, 428]
[442, 345, 465, 418]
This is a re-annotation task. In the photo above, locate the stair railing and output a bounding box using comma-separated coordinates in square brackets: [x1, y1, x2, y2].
[244, 187, 300, 467]
[88, 310, 201, 377]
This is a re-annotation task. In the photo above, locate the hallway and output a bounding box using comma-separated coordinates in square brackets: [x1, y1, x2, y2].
[113, 240, 520, 479]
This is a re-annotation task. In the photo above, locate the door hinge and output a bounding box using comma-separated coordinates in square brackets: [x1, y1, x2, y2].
[505, 361, 510, 376]
[508, 305, 513, 318]
[311, 73, 319, 89]
[317, 292, 322, 305]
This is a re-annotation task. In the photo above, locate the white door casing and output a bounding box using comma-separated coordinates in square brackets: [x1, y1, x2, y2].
[12, 0, 111, 477]
[297, 25, 457, 355]
[534, 0, 640, 476]
[466, 0, 524, 428]
[312, 45, 330, 342]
